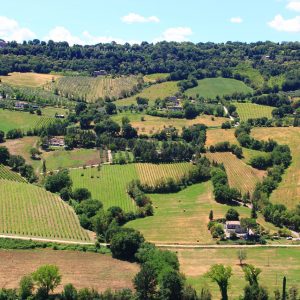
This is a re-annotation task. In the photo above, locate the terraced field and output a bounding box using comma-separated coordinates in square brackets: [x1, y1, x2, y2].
[70, 165, 138, 212]
[252, 127, 300, 209]
[51, 76, 138, 102]
[205, 152, 266, 195]
[234, 102, 274, 121]
[116, 81, 179, 106]
[0, 180, 91, 242]
[185, 78, 253, 99]
[136, 162, 193, 186]
[0, 165, 26, 182]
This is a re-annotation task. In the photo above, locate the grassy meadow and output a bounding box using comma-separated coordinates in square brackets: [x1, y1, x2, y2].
[0, 109, 54, 133]
[0, 72, 61, 87]
[143, 73, 170, 83]
[0, 179, 91, 242]
[234, 102, 274, 121]
[252, 127, 300, 209]
[128, 182, 277, 244]
[176, 247, 300, 299]
[185, 78, 253, 99]
[116, 81, 179, 106]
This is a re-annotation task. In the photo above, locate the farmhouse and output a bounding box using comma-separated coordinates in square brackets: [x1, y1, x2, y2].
[49, 137, 65, 147]
[224, 221, 247, 237]
[55, 114, 65, 119]
[14, 101, 28, 110]
[93, 70, 107, 77]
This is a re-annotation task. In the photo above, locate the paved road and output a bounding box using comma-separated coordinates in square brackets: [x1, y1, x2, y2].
[223, 106, 235, 121]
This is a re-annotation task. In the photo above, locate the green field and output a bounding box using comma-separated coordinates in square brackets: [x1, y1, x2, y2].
[0, 165, 26, 182]
[116, 81, 179, 106]
[177, 247, 300, 299]
[42, 149, 101, 172]
[185, 78, 253, 99]
[70, 165, 138, 212]
[0, 179, 91, 242]
[128, 182, 277, 244]
[0, 109, 54, 133]
[234, 102, 274, 121]
[233, 62, 265, 89]
[50, 76, 138, 102]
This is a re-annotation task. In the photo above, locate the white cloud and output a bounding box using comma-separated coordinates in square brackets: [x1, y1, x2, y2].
[230, 17, 243, 24]
[0, 16, 36, 42]
[154, 27, 193, 43]
[121, 13, 160, 24]
[45, 26, 84, 45]
[44, 27, 139, 45]
[286, 1, 300, 12]
[268, 14, 300, 32]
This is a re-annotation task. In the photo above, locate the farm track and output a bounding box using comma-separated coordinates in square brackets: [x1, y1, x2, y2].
[0, 234, 299, 249]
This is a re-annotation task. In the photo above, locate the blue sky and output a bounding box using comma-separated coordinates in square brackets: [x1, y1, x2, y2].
[0, 0, 299, 44]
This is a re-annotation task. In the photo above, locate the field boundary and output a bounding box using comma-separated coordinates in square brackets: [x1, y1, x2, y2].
[0, 234, 97, 246]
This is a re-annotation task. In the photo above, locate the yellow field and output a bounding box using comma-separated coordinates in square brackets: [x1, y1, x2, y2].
[136, 162, 193, 186]
[0, 72, 61, 87]
[143, 73, 170, 83]
[206, 129, 237, 146]
[205, 152, 266, 195]
[0, 180, 91, 242]
[252, 127, 300, 209]
[116, 81, 179, 106]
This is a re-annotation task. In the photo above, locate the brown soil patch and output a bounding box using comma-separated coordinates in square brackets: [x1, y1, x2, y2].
[0, 249, 139, 292]
[206, 129, 237, 147]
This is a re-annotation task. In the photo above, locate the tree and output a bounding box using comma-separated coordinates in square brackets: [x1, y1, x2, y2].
[0, 130, 5, 143]
[243, 264, 261, 286]
[160, 269, 185, 300]
[134, 264, 157, 300]
[184, 104, 198, 119]
[110, 228, 144, 261]
[72, 188, 91, 202]
[105, 102, 117, 115]
[237, 249, 247, 266]
[206, 264, 232, 300]
[19, 275, 34, 299]
[209, 210, 214, 221]
[282, 276, 287, 300]
[199, 288, 212, 300]
[45, 169, 72, 193]
[0, 146, 10, 164]
[32, 265, 61, 296]
[42, 160, 47, 175]
[62, 283, 78, 300]
[30, 147, 41, 160]
[244, 284, 269, 300]
[240, 218, 257, 235]
[225, 208, 239, 221]
[8, 155, 25, 171]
